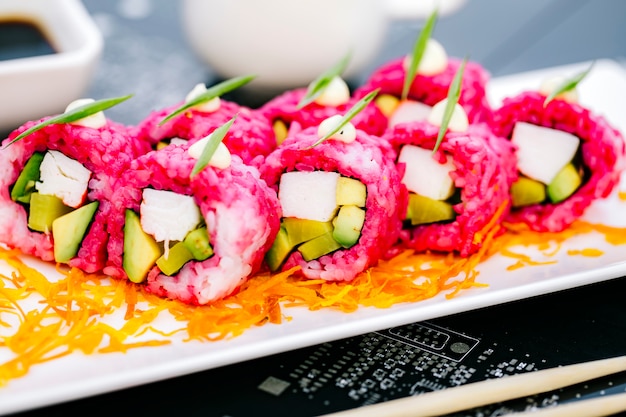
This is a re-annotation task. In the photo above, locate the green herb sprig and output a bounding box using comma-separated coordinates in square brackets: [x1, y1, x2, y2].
[297, 52, 352, 109]
[308, 89, 379, 148]
[543, 61, 594, 107]
[159, 75, 255, 126]
[401, 8, 438, 101]
[190, 115, 237, 177]
[432, 56, 467, 154]
[4, 95, 133, 148]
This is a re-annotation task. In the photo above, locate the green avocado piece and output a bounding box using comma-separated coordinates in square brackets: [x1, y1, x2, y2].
[265, 226, 293, 272]
[123, 209, 162, 283]
[336, 176, 367, 207]
[332, 205, 365, 248]
[282, 217, 333, 246]
[406, 193, 455, 226]
[156, 241, 194, 276]
[511, 176, 546, 207]
[547, 163, 582, 203]
[298, 231, 342, 261]
[28, 192, 73, 233]
[11, 152, 44, 203]
[183, 226, 213, 261]
[51, 201, 99, 263]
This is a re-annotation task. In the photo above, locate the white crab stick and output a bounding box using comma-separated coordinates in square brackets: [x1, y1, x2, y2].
[278, 171, 340, 222]
[398, 144, 455, 200]
[35, 150, 91, 208]
[511, 121, 580, 184]
[140, 188, 202, 243]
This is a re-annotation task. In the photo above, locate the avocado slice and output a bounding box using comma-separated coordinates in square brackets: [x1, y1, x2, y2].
[28, 192, 73, 233]
[406, 193, 455, 226]
[51, 201, 99, 263]
[336, 177, 366, 207]
[265, 226, 292, 272]
[511, 176, 546, 207]
[374, 93, 400, 118]
[297, 231, 342, 261]
[123, 209, 162, 283]
[332, 205, 365, 248]
[282, 217, 333, 246]
[156, 241, 194, 276]
[11, 152, 45, 203]
[183, 226, 213, 261]
[547, 163, 582, 203]
[273, 119, 289, 146]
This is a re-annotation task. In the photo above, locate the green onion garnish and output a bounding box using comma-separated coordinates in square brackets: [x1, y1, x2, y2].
[190, 115, 237, 177]
[432, 56, 467, 154]
[4, 95, 133, 148]
[308, 89, 379, 148]
[543, 61, 594, 107]
[159, 75, 255, 126]
[401, 8, 438, 101]
[297, 52, 352, 109]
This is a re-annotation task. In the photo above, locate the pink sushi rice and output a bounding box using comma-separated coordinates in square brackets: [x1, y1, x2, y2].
[490, 91, 626, 232]
[104, 144, 281, 305]
[0, 118, 148, 272]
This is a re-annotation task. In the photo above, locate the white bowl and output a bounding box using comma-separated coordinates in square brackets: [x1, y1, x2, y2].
[0, 0, 102, 133]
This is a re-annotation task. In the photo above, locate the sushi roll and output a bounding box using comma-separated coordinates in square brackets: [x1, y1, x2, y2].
[259, 93, 405, 281]
[490, 72, 626, 232]
[103, 121, 281, 305]
[386, 98, 517, 257]
[354, 11, 491, 129]
[259, 56, 388, 144]
[0, 97, 148, 273]
[135, 76, 276, 166]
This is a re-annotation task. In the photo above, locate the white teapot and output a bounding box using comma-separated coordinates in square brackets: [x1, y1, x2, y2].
[181, 0, 466, 92]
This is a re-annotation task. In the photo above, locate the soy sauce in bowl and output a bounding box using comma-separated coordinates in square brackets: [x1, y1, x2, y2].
[0, 19, 55, 61]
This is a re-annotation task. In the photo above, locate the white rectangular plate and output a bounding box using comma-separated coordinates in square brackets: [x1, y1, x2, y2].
[1, 59, 626, 415]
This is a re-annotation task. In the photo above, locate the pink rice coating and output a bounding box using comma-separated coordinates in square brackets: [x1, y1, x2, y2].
[134, 100, 276, 166]
[385, 122, 517, 257]
[0, 118, 147, 272]
[258, 88, 388, 137]
[259, 127, 406, 282]
[354, 57, 493, 124]
[490, 91, 626, 232]
[104, 144, 281, 305]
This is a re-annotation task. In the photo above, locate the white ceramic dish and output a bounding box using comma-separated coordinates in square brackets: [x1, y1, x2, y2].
[0, 0, 102, 133]
[0, 59, 625, 415]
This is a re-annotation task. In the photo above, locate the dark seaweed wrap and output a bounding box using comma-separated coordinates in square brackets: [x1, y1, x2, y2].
[490, 91, 626, 232]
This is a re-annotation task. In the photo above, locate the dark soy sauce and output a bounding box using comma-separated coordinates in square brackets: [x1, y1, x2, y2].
[0, 19, 55, 61]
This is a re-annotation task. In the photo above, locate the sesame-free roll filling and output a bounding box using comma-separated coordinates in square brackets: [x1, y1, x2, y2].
[105, 138, 280, 306]
[259, 116, 404, 282]
[0, 99, 148, 273]
[490, 90, 626, 232]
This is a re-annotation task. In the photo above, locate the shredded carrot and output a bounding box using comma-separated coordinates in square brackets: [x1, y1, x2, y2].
[1, 207, 626, 387]
[567, 248, 604, 257]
